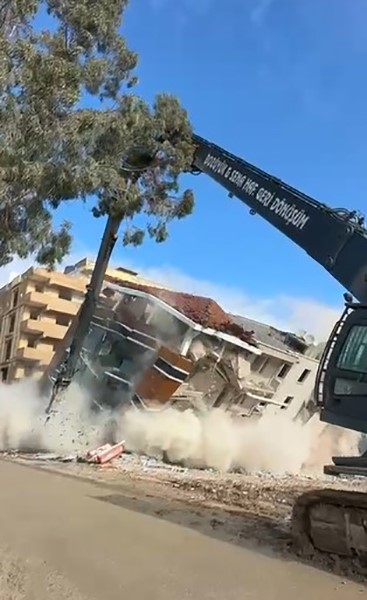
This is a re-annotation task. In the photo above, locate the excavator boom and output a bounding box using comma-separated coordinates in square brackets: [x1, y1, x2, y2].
[192, 135, 367, 303]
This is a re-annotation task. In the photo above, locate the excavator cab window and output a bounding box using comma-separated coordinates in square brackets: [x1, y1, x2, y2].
[334, 324, 367, 397]
[336, 325, 367, 375]
[319, 306, 367, 433]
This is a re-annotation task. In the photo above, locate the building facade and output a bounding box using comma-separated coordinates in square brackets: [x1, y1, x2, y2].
[230, 316, 320, 420]
[0, 268, 86, 382]
[63, 258, 168, 289]
[0, 259, 160, 383]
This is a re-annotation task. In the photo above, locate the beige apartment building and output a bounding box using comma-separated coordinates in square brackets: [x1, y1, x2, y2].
[0, 268, 85, 382]
[0, 258, 160, 383]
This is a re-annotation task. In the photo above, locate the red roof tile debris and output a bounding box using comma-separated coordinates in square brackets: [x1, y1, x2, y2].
[106, 279, 257, 346]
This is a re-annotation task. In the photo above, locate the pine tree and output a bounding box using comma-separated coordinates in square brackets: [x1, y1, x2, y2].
[0, 0, 195, 267]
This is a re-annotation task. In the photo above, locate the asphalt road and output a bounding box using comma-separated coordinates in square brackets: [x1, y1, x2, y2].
[0, 460, 363, 600]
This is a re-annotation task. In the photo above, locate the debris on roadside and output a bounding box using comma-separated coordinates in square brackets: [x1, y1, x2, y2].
[85, 443, 112, 462]
[0, 450, 76, 463]
[84, 441, 125, 465]
[0, 441, 125, 467]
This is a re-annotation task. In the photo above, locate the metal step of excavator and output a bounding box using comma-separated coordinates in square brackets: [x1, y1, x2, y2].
[324, 453, 367, 477]
[324, 464, 367, 477]
[333, 453, 367, 467]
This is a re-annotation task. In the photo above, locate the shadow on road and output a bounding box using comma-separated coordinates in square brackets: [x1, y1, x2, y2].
[93, 490, 290, 553]
[9, 458, 365, 586]
[90, 489, 365, 586]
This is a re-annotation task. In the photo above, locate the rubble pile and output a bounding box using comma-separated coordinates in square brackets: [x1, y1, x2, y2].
[0, 440, 126, 467]
[173, 343, 266, 415]
[11, 447, 366, 527]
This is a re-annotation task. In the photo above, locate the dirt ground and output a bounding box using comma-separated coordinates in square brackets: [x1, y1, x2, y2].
[5, 451, 367, 582]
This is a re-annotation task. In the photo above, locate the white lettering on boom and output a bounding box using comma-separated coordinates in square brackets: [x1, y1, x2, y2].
[202, 153, 310, 231]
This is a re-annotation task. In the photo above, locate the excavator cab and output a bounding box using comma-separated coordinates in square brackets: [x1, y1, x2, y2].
[316, 299, 367, 435]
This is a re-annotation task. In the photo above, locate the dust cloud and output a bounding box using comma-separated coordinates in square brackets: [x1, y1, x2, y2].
[0, 380, 360, 475]
[120, 406, 361, 474]
[0, 380, 111, 455]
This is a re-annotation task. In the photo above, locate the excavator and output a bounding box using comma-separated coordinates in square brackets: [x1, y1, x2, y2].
[44, 133, 367, 568]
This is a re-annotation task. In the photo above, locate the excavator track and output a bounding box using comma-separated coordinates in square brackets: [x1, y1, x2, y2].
[292, 488, 367, 574]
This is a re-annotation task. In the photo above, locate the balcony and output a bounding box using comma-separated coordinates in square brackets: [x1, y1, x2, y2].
[21, 318, 43, 335]
[245, 379, 275, 400]
[16, 345, 53, 364]
[48, 272, 86, 292]
[24, 291, 48, 308]
[23, 291, 80, 317]
[21, 318, 68, 340]
[45, 297, 80, 316]
[28, 270, 50, 283]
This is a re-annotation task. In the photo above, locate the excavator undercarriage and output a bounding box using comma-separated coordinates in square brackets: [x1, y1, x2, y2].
[292, 488, 367, 574]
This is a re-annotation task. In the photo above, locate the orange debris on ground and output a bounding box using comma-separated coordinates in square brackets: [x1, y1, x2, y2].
[86, 442, 125, 465]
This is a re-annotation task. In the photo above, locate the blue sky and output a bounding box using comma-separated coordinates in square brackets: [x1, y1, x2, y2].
[5, 0, 367, 337]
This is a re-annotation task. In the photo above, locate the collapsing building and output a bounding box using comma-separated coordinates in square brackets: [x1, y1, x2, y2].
[45, 278, 320, 421]
[229, 316, 321, 421]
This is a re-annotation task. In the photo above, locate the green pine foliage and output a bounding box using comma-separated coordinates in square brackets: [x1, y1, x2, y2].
[0, 0, 195, 268]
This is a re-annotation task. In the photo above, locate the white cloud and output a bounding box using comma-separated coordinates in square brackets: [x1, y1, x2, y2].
[0, 250, 341, 342]
[0, 257, 34, 289]
[121, 262, 342, 341]
[0, 247, 90, 290]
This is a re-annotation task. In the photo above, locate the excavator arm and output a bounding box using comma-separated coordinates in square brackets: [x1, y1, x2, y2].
[191, 134, 367, 303]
